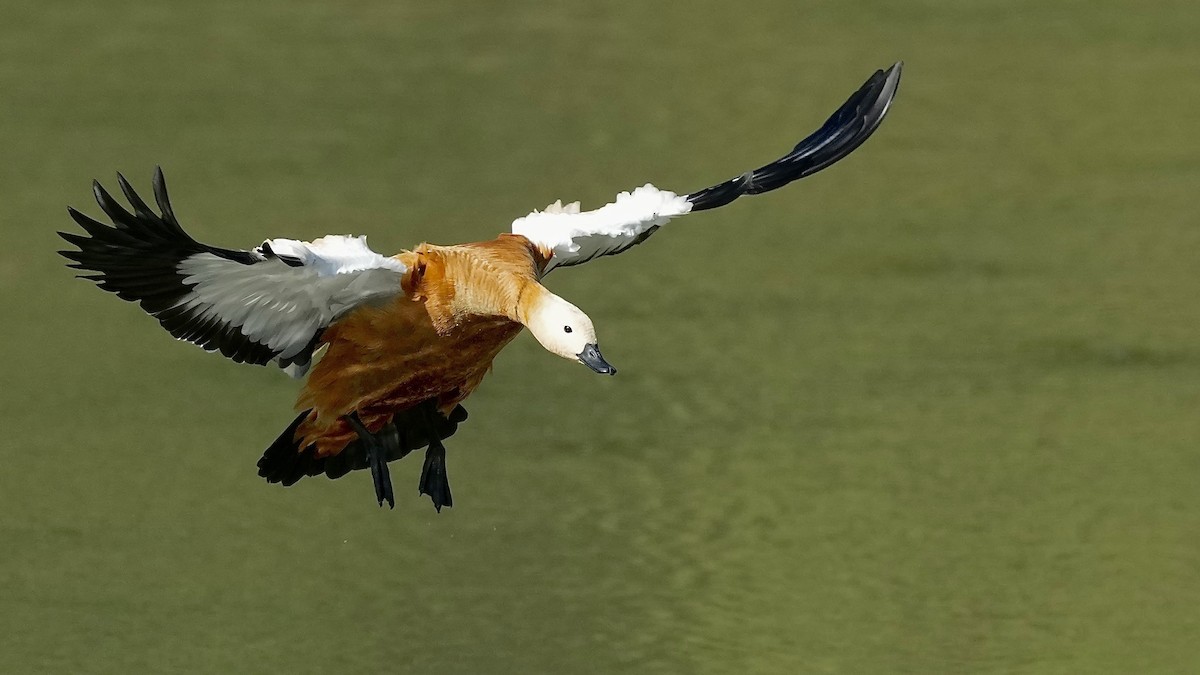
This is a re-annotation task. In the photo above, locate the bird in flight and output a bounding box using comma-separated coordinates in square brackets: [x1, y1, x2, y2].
[59, 62, 902, 512]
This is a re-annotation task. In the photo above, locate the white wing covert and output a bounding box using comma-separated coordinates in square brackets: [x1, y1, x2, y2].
[514, 62, 903, 273]
[59, 168, 406, 377]
[511, 185, 692, 273]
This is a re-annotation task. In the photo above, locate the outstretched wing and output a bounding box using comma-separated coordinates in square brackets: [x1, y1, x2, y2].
[513, 61, 902, 273]
[58, 168, 407, 377]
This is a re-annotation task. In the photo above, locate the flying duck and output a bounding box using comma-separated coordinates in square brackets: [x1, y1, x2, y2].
[59, 62, 902, 511]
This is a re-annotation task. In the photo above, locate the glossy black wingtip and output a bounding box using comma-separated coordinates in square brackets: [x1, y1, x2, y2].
[64, 207, 106, 237]
[685, 172, 752, 213]
[116, 171, 167, 228]
[685, 61, 902, 212]
[92, 180, 139, 230]
[151, 165, 182, 230]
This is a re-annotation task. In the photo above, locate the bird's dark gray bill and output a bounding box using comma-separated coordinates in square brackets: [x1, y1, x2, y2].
[578, 343, 616, 375]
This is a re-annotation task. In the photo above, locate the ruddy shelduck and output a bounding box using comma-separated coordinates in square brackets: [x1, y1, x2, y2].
[60, 63, 902, 511]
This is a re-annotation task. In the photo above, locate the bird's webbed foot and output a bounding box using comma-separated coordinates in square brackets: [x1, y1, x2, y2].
[418, 407, 453, 513]
[344, 411, 397, 509]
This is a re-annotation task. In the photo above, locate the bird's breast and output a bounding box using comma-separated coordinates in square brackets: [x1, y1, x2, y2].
[298, 297, 523, 425]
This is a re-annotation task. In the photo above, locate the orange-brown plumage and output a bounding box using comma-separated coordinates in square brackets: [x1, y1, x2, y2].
[294, 234, 550, 460]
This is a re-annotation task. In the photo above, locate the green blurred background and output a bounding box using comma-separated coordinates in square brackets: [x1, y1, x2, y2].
[3, 0, 1199, 672]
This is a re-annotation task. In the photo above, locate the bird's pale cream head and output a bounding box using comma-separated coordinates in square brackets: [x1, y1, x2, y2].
[525, 292, 615, 375]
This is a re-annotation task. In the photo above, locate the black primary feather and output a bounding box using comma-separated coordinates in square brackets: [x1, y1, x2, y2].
[686, 61, 902, 212]
[57, 167, 306, 366]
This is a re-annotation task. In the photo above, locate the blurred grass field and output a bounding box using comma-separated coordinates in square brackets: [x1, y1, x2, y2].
[3, 0, 1200, 672]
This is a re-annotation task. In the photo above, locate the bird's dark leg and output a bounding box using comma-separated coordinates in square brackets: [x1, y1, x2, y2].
[344, 411, 395, 509]
[418, 404, 453, 512]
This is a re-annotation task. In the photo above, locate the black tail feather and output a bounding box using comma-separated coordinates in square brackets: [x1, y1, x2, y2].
[256, 402, 468, 499]
[258, 410, 315, 487]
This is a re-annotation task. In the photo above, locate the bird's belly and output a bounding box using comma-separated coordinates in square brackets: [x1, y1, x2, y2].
[361, 317, 524, 413]
[294, 302, 522, 455]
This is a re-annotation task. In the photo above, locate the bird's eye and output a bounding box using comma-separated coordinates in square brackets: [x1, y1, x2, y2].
[563, 326, 573, 333]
